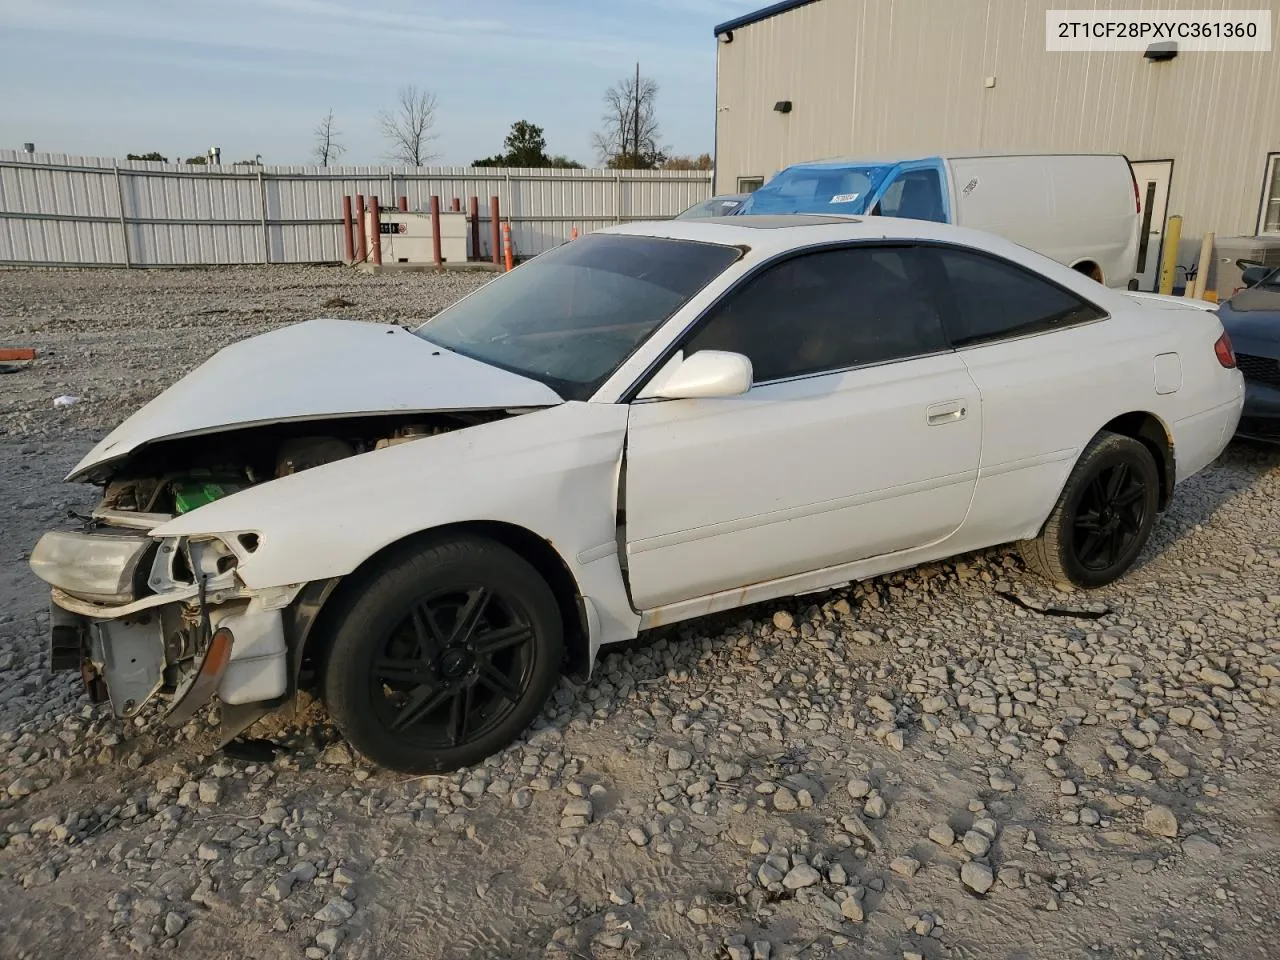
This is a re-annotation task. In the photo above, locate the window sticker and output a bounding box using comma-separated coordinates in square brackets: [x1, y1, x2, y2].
[830, 193, 860, 204]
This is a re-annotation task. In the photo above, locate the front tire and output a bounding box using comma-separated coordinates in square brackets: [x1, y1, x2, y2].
[321, 536, 563, 774]
[1018, 431, 1159, 589]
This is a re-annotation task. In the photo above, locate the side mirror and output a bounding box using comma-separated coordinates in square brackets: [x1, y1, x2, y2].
[640, 350, 753, 400]
[1241, 265, 1272, 287]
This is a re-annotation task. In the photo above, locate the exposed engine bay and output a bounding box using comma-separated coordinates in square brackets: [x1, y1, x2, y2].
[91, 410, 511, 516]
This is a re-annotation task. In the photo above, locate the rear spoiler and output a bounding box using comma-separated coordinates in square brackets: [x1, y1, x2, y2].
[1122, 291, 1219, 313]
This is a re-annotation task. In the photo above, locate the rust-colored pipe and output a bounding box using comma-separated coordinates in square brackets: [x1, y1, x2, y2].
[341, 195, 355, 263]
[450, 197, 461, 213]
[489, 196, 501, 266]
[353, 194, 367, 263]
[469, 196, 480, 261]
[369, 195, 383, 266]
[398, 195, 408, 212]
[429, 195, 443, 267]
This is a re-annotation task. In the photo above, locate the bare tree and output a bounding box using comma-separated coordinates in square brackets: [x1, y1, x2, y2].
[312, 108, 345, 166]
[378, 85, 439, 166]
[592, 64, 666, 169]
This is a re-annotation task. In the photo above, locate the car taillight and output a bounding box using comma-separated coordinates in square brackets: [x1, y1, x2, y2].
[1214, 331, 1236, 368]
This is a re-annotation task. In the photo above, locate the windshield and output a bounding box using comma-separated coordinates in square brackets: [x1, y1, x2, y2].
[414, 234, 741, 399]
[740, 163, 894, 215]
[677, 196, 746, 219]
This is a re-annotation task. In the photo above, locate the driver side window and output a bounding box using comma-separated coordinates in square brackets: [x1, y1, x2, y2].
[682, 246, 949, 383]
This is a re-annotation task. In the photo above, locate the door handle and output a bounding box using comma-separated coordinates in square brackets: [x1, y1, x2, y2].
[927, 400, 967, 425]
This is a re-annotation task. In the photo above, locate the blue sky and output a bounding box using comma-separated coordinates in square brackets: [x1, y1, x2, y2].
[0, 0, 762, 166]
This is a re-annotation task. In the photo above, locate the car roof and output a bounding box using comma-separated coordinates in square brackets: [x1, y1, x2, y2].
[600, 214, 1014, 256]
[780, 152, 1125, 168]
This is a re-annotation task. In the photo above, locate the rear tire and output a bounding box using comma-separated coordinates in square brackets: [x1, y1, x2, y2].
[1018, 431, 1159, 589]
[321, 536, 563, 774]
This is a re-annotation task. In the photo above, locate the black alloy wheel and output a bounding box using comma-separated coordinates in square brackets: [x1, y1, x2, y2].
[1069, 461, 1149, 572]
[1018, 431, 1160, 589]
[321, 536, 564, 773]
[370, 584, 535, 748]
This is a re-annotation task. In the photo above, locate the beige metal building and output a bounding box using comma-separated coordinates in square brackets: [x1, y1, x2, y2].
[713, 0, 1280, 290]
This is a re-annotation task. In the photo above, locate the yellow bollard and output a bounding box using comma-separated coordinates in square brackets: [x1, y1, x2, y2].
[1157, 215, 1182, 295]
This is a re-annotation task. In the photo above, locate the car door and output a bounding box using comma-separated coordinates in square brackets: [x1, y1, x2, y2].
[925, 245, 1118, 545]
[622, 244, 982, 611]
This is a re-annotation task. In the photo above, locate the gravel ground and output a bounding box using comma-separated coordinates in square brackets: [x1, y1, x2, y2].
[2, 266, 1279, 960]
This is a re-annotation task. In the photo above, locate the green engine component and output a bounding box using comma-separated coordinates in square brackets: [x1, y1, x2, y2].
[172, 475, 247, 514]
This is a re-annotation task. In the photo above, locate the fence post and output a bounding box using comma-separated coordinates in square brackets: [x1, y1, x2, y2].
[354, 194, 367, 263]
[490, 196, 501, 266]
[369, 196, 383, 266]
[430, 195, 443, 267]
[469, 196, 480, 261]
[257, 168, 270, 264]
[112, 160, 131, 268]
[387, 172, 395, 212]
[341, 195, 355, 263]
[614, 172, 622, 224]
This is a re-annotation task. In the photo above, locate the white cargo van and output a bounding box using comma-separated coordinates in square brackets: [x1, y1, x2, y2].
[738, 153, 1142, 289]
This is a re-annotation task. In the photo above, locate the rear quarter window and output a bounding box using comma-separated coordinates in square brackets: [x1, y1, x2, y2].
[934, 247, 1106, 347]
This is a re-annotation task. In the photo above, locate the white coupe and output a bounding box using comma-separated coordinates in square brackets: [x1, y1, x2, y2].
[30, 215, 1244, 773]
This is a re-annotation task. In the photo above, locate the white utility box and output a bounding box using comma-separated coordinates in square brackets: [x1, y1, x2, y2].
[364, 210, 470, 263]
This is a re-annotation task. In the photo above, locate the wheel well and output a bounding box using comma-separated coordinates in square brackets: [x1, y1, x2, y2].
[1073, 260, 1104, 284]
[299, 521, 591, 686]
[1101, 412, 1175, 509]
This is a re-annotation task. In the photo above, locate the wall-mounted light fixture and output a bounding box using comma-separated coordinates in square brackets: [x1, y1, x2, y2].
[1144, 41, 1177, 62]
[774, 100, 793, 114]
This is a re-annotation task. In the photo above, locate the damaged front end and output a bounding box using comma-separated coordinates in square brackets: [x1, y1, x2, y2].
[32, 513, 313, 732]
[29, 412, 505, 736]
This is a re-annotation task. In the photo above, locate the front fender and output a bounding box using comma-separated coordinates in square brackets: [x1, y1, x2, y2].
[152, 401, 640, 648]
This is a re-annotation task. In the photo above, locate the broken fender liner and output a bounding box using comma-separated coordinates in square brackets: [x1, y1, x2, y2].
[164, 627, 234, 728]
[994, 588, 1111, 620]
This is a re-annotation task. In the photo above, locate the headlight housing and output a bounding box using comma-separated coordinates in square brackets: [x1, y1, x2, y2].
[29, 530, 156, 603]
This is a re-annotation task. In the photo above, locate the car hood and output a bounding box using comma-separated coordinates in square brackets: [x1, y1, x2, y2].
[68, 318, 564, 482]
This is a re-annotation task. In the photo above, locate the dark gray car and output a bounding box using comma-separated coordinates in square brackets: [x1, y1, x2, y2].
[1217, 264, 1280, 442]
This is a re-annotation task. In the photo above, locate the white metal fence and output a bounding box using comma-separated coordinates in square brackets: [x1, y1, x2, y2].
[0, 151, 714, 267]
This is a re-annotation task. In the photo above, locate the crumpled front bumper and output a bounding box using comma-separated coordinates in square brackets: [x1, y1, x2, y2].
[33, 525, 304, 724]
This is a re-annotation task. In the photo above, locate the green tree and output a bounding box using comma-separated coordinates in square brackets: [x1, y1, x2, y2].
[126, 151, 167, 162]
[183, 155, 208, 165]
[472, 121, 583, 168]
[502, 120, 548, 166]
